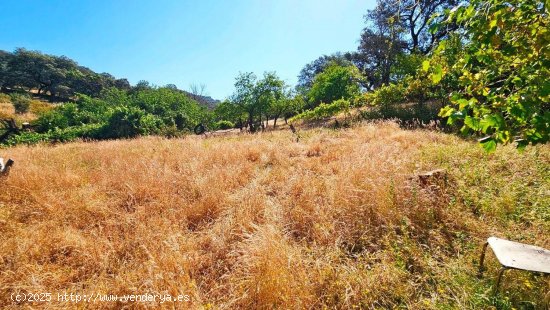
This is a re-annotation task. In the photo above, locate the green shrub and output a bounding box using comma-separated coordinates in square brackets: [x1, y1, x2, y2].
[50, 124, 103, 142]
[368, 83, 407, 108]
[1, 123, 104, 146]
[307, 62, 362, 107]
[33, 103, 80, 133]
[361, 102, 442, 125]
[3, 132, 51, 146]
[215, 120, 235, 130]
[0, 93, 11, 104]
[160, 125, 187, 138]
[10, 93, 31, 114]
[100, 106, 163, 139]
[290, 99, 351, 122]
[10, 87, 212, 146]
[351, 93, 369, 107]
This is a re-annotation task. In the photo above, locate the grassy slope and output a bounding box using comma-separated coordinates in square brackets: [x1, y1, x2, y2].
[0, 96, 53, 124]
[0, 122, 548, 309]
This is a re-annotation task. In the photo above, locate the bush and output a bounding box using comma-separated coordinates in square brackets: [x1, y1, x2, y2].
[361, 102, 443, 125]
[160, 125, 187, 138]
[10, 93, 31, 114]
[49, 124, 103, 142]
[1, 123, 103, 146]
[290, 99, 351, 122]
[215, 120, 235, 130]
[351, 93, 369, 107]
[0, 93, 11, 104]
[8, 87, 212, 146]
[307, 62, 362, 107]
[3, 131, 50, 146]
[367, 83, 407, 108]
[33, 103, 79, 133]
[100, 106, 163, 139]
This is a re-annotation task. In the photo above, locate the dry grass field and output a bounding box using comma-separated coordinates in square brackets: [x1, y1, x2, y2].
[0, 121, 548, 309]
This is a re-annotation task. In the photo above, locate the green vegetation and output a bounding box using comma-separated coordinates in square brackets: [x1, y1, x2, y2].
[434, 0, 549, 150]
[290, 98, 351, 122]
[216, 72, 302, 132]
[1, 0, 548, 151]
[9, 93, 31, 114]
[214, 120, 234, 130]
[0, 48, 131, 100]
[0, 1, 548, 308]
[307, 62, 362, 108]
[2, 87, 210, 145]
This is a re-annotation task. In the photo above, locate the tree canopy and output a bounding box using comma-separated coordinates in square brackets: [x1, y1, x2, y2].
[307, 62, 363, 107]
[0, 48, 134, 100]
[434, 0, 549, 150]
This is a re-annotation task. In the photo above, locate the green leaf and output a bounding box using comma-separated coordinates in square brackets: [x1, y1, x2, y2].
[431, 65, 443, 84]
[479, 137, 497, 153]
[464, 116, 481, 130]
[455, 99, 469, 109]
[439, 106, 454, 118]
[428, 23, 440, 35]
[422, 60, 430, 72]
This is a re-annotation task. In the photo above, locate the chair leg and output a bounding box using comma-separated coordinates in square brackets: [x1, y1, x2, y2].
[478, 242, 489, 278]
[493, 267, 507, 296]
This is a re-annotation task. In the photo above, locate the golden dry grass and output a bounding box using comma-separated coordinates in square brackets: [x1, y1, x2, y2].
[0, 98, 52, 123]
[0, 121, 548, 309]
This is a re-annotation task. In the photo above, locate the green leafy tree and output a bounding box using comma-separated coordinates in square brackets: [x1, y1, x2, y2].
[297, 53, 355, 94]
[0, 50, 11, 90]
[350, 0, 457, 88]
[214, 100, 246, 129]
[434, 0, 549, 151]
[255, 72, 286, 127]
[308, 62, 362, 107]
[1, 48, 124, 99]
[229, 72, 287, 132]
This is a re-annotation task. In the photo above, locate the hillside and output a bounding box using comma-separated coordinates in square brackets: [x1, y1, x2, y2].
[1, 122, 548, 309]
[181, 91, 220, 109]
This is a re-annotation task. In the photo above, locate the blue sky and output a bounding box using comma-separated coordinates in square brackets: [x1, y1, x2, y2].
[0, 0, 374, 99]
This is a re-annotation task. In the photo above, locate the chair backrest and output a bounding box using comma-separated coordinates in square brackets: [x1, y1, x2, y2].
[0, 158, 13, 177]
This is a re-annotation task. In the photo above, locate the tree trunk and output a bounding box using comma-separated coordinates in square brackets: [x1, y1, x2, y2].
[248, 112, 255, 133]
[273, 113, 281, 128]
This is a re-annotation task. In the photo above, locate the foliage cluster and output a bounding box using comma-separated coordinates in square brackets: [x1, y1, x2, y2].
[214, 72, 304, 131]
[432, 0, 549, 151]
[307, 62, 363, 108]
[3, 87, 210, 145]
[0, 93, 10, 103]
[290, 98, 351, 122]
[214, 120, 235, 130]
[9, 93, 31, 114]
[0, 48, 131, 100]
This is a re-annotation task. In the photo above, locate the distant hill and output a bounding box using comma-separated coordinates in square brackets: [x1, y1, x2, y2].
[182, 91, 220, 109]
[0, 48, 220, 107]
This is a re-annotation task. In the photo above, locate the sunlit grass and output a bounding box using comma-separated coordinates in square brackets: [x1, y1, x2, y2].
[1, 121, 548, 308]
